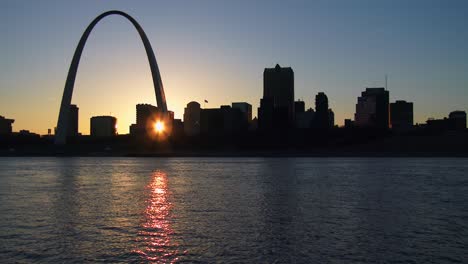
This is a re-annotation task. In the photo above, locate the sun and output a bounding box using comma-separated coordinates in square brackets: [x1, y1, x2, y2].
[154, 121, 165, 133]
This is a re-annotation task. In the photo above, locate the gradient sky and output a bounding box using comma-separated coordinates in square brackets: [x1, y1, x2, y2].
[1, 0, 467, 135]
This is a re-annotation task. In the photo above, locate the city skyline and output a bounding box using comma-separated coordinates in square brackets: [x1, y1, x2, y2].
[2, 1, 468, 135]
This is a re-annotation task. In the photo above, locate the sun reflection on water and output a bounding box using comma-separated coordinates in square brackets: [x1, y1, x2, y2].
[133, 171, 180, 263]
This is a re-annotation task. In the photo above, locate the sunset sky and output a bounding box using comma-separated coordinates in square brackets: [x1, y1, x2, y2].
[1, 0, 467, 135]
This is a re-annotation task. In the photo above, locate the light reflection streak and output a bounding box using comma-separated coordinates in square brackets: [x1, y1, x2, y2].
[133, 171, 180, 263]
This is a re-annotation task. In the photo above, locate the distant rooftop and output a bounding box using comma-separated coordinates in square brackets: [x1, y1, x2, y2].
[264, 64, 293, 72]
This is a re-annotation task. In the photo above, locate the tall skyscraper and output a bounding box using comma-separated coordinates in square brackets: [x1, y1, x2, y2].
[183, 101, 201, 136]
[259, 64, 294, 129]
[90, 116, 117, 137]
[312, 92, 330, 129]
[68, 104, 79, 137]
[355, 88, 389, 129]
[390, 100, 413, 131]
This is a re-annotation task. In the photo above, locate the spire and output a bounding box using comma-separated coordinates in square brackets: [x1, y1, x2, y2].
[275, 64, 281, 71]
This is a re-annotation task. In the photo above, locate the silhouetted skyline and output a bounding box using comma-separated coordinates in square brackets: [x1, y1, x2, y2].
[1, 1, 468, 134]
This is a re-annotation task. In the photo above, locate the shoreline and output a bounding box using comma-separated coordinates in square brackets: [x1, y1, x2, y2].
[2, 150, 468, 158]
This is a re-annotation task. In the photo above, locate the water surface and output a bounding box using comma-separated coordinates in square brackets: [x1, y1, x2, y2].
[0, 158, 467, 263]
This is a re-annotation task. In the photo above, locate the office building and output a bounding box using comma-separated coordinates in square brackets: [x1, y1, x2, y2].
[295, 100, 305, 114]
[90, 116, 117, 137]
[130, 104, 173, 136]
[312, 92, 331, 129]
[183, 101, 201, 136]
[295, 109, 315, 129]
[200, 105, 246, 134]
[328, 109, 335, 128]
[259, 64, 294, 129]
[172, 119, 184, 137]
[68, 104, 79, 137]
[0, 116, 14, 135]
[449, 111, 466, 130]
[390, 100, 413, 131]
[232, 102, 252, 123]
[355, 88, 389, 129]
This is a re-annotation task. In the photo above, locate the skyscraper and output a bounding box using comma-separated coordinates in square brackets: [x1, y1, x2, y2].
[259, 64, 294, 129]
[390, 100, 413, 131]
[355, 88, 389, 129]
[312, 92, 330, 129]
[68, 104, 79, 137]
[183, 101, 201, 136]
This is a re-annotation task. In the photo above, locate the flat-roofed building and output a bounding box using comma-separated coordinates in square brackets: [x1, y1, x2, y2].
[0, 116, 14, 135]
[90, 116, 117, 137]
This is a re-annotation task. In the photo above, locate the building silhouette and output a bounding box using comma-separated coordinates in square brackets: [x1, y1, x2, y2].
[183, 101, 201, 136]
[312, 92, 331, 129]
[90, 116, 117, 137]
[232, 102, 252, 124]
[0, 116, 14, 135]
[344, 119, 355, 129]
[295, 108, 315, 129]
[68, 104, 79, 137]
[172, 119, 184, 137]
[328, 109, 335, 128]
[130, 104, 173, 137]
[448, 111, 466, 130]
[294, 100, 305, 114]
[390, 100, 413, 131]
[355, 88, 389, 129]
[200, 105, 246, 134]
[258, 64, 294, 129]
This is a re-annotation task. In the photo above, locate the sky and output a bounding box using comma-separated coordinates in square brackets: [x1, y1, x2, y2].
[1, 0, 467, 135]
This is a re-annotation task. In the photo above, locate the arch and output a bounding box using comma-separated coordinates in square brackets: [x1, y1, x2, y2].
[55, 10, 167, 144]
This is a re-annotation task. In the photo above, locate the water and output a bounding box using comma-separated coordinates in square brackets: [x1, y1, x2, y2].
[0, 158, 467, 263]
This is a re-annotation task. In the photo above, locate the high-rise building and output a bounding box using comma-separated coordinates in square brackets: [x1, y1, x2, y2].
[90, 116, 117, 137]
[312, 92, 330, 129]
[68, 104, 79, 137]
[0, 116, 14, 135]
[232, 102, 252, 123]
[259, 64, 294, 129]
[183, 101, 201, 136]
[355, 88, 389, 129]
[449, 111, 466, 130]
[390, 100, 413, 131]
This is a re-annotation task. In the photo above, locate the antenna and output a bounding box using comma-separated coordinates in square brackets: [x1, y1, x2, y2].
[385, 74, 388, 90]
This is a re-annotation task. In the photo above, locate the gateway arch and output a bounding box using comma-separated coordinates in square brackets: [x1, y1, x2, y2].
[55, 10, 167, 144]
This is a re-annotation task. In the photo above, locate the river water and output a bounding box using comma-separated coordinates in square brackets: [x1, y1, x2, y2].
[0, 157, 467, 263]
